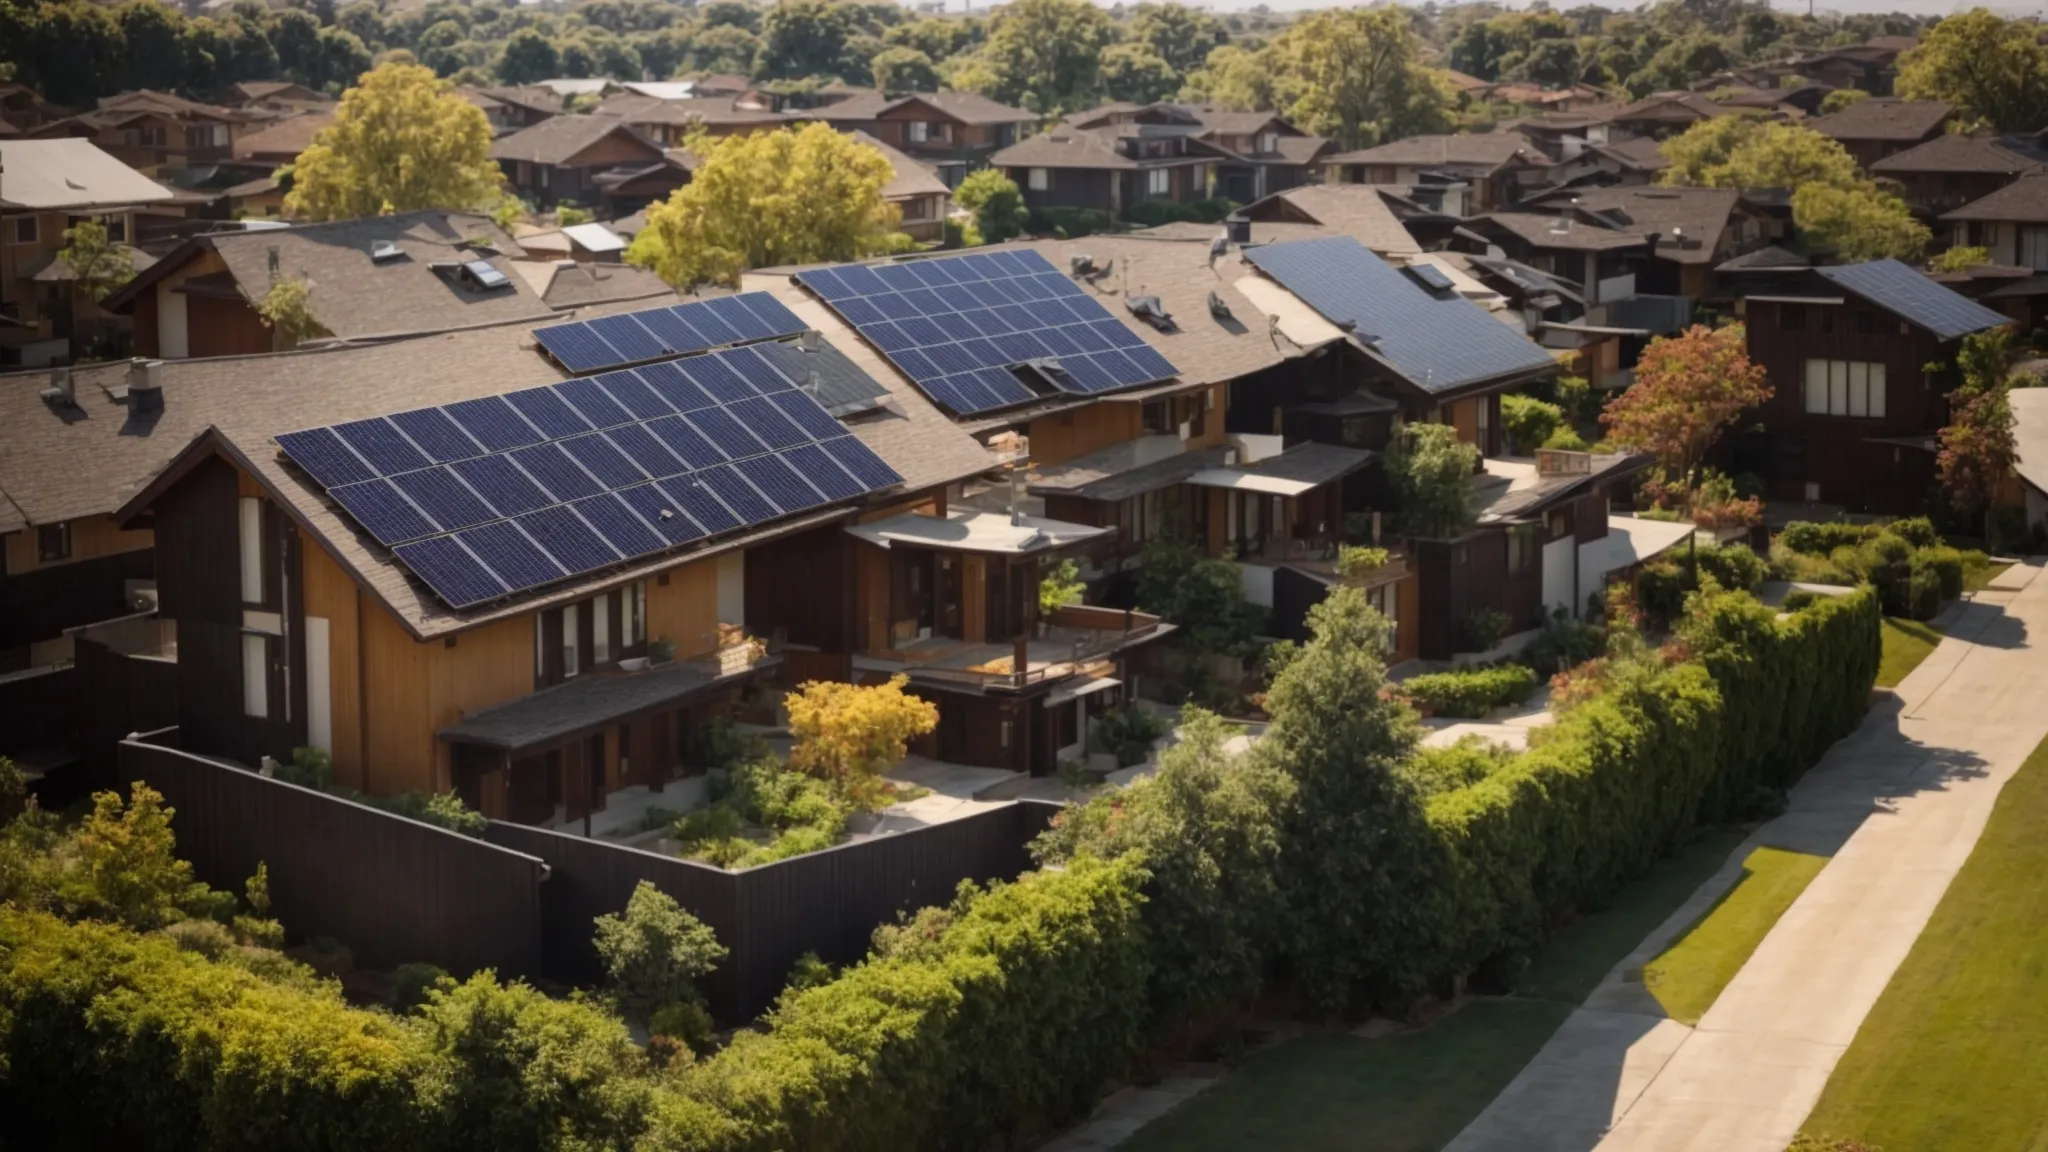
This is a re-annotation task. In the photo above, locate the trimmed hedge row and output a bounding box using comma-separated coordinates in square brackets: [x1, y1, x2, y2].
[1398, 665, 1540, 718]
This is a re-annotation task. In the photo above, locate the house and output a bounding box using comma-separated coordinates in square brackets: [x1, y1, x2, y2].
[1486, 83, 1614, 114]
[590, 93, 790, 146]
[809, 90, 1036, 187]
[1239, 184, 1422, 258]
[1601, 91, 1732, 141]
[102, 211, 556, 358]
[1523, 185, 1769, 299]
[506, 258, 673, 311]
[1787, 40, 1913, 97]
[1317, 133, 1542, 216]
[1868, 133, 2043, 220]
[231, 110, 332, 166]
[1941, 173, 2048, 270]
[1806, 98, 1952, 170]
[464, 86, 564, 132]
[989, 120, 1234, 219]
[1527, 135, 1672, 192]
[53, 295, 1003, 817]
[855, 132, 952, 243]
[490, 116, 681, 214]
[2008, 387, 2048, 531]
[225, 81, 332, 111]
[1067, 103, 1332, 203]
[514, 221, 632, 265]
[0, 84, 68, 133]
[1736, 259, 2012, 512]
[0, 139, 176, 366]
[31, 90, 264, 173]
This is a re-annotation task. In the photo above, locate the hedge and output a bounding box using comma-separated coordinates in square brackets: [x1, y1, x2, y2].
[1780, 517, 1939, 554]
[1398, 665, 1539, 718]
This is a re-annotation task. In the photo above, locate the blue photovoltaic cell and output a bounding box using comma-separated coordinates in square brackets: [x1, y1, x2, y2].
[674, 299, 744, 346]
[390, 466, 496, 533]
[333, 417, 431, 476]
[278, 339, 900, 611]
[694, 464, 776, 524]
[793, 249, 1178, 415]
[392, 536, 506, 608]
[454, 520, 565, 591]
[735, 293, 803, 335]
[511, 442, 604, 502]
[504, 386, 592, 439]
[572, 493, 665, 558]
[586, 314, 669, 363]
[276, 428, 375, 488]
[518, 505, 619, 574]
[779, 442, 865, 502]
[733, 455, 825, 515]
[617, 483, 707, 546]
[450, 454, 552, 517]
[388, 407, 484, 465]
[328, 478, 438, 546]
[634, 306, 711, 353]
[445, 396, 544, 451]
[530, 322, 621, 374]
[656, 475, 741, 536]
[531, 291, 809, 375]
[819, 435, 902, 490]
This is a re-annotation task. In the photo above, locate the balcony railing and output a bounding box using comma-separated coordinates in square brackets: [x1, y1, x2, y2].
[859, 607, 1166, 691]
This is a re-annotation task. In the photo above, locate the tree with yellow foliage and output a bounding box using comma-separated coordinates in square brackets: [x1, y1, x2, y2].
[627, 123, 913, 289]
[284, 63, 502, 222]
[784, 674, 939, 803]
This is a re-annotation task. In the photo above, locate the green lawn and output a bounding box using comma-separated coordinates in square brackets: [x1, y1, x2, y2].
[1637, 845, 1827, 1026]
[1800, 734, 2048, 1151]
[1877, 617, 1944, 689]
[1119, 831, 1748, 1152]
[1963, 560, 2013, 593]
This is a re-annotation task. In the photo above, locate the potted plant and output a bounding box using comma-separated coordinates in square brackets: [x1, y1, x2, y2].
[648, 637, 677, 665]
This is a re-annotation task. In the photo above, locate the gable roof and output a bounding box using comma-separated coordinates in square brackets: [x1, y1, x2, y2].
[851, 132, 950, 200]
[1942, 172, 2048, 223]
[232, 110, 333, 161]
[990, 125, 1160, 170]
[1872, 132, 2044, 176]
[0, 138, 175, 210]
[1244, 183, 1420, 256]
[506, 258, 672, 309]
[1322, 132, 1538, 171]
[232, 81, 330, 105]
[593, 93, 789, 129]
[469, 86, 565, 118]
[1607, 91, 1727, 124]
[1533, 186, 1746, 264]
[1589, 135, 1673, 172]
[812, 89, 1034, 126]
[491, 115, 663, 165]
[1475, 212, 1650, 253]
[103, 211, 555, 338]
[1808, 98, 1952, 143]
[1243, 236, 1556, 394]
[1815, 259, 2013, 341]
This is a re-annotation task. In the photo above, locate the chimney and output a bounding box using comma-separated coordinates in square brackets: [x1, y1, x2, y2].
[1225, 212, 1251, 245]
[127, 358, 164, 416]
[1645, 230, 1661, 258]
[38, 365, 74, 407]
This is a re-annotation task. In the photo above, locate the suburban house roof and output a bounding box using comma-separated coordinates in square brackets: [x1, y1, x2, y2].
[1808, 98, 1952, 142]
[102, 211, 555, 338]
[0, 138, 175, 210]
[1474, 212, 1651, 252]
[1870, 132, 2045, 176]
[811, 89, 1035, 126]
[230, 81, 330, 105]
[592, 93, 789, 129]
[1030, 442, 1229, 502]
[1243, 236, 1556, 395]
[1532, 186, 1747, 265]
[1322, 132, 1538, 171]
[490, 115, 663, 165]
[1716, 244, 1809, 272]
[1941, 172, 2048, 223]
[851, 131, 951, 200]
[469, 86, 565, 118]
[1243, 183, 1421, 256]
[1605, 91, 1727, 125]
[1588, 136, 1672, 172]
[232, 110, 333, 161]
[506, 259, 673, 310]
[1475, 451, 1652, 524]
[990, 124, 1228, 170]
[1440, 69, 1493, 93]
[1813, 259, 2013, 341]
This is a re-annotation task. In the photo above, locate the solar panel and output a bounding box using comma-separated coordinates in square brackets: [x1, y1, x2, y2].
[1814, 259, 2012, 342]
[276, 340, 902, 610]
[794, 249, 1179, 416]
[531, 291, 810, 375]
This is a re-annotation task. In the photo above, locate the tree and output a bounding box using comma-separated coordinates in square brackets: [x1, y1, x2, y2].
[870, 45, 938, 94]
[1897, 8, 2048, 132]
[591, 881, 726, 1023]
[316, 26, 374, 90]
[784, 673, 938, 799]
[627, 124, 906, 288]
[954, 167, 1027, 243]
[1133, 536, 1263, 656]
[1127, 2, 1227, 77]
[1602, 324, 1769, 486]
[496, 27, 558, 83]
[758, 0, 855, 80]
[1386, 422, 1478, 538]
[256, 276, 323, 348]
[117, 0, 191, 93]
[1792, 182, 1930, 262]
[270, 6, 323, 87]
[285, 63, 502, 221]
[1098, 42, 1178, 104]
[1179, 43, 1271, 110]
[56, 220, 135, 303]
[1659, 118, 1928, 261]
[966, 0, 1115, 115]
[1211, 8, 1451, 150]
[1937, 327, 2018, 540]
[1035, 557, 1083, 615]
[1819, 87, 1869, 114]
[700, 0, 763, 34]
[1932, 245, 1991, 272]
[61, 784, 206, 931]
[689, 25, 761, 74]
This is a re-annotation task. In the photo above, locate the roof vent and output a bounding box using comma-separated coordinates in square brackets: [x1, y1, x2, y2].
[1208, 231, 1229, 269]
[127, 358, 165, 416]
[1207, 291, 1232, 320]
[1069, 254, 1095, 276]
[39, 365, 76, 409]
[1125, 295, 1175, 331]
[1224, 213, 1250, 245]
[267, 245, 280, 277]
[369, 239, 405, 263]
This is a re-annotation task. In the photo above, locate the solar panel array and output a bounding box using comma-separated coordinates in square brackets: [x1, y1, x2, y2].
[793, 249, 1179, 417]
[1814, 259, 2013, 343]
[276, 343, 902, 610]
[532, 291, 808, 374]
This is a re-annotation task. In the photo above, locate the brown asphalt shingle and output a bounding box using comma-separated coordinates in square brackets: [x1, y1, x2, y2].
[1872, 132, 2043, 175]
[1943, 172, 2048, 223]
[1323, 132, 1538, 170]
[1808, 98, 1953, 143]
[490, 115, 663, 165]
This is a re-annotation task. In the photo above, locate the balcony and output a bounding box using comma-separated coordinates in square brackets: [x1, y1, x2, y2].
[854, 606, 1170, 692]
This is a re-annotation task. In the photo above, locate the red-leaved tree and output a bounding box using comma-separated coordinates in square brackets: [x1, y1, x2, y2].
[1936, 327, 2016, 541]
[1601, 324, 1772, 485]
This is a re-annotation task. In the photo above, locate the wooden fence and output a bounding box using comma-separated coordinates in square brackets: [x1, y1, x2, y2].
[122, 740, 548, 978]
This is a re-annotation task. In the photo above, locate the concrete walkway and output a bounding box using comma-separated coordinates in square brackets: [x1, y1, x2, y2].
[1446, 559, 2048, 1152]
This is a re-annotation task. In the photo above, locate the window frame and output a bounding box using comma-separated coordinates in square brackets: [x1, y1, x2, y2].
[1802, 358, 1887, 419]
[1145, 167, 1171, 198]
[8, 215, 37, 245]
[36, 520, 71, 563]
[1027, 167, 1049, 191]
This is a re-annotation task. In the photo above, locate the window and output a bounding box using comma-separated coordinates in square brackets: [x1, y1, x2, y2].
[624, 582, 645, 648]
[1803, 359, 1887, 418]
[242, 633, 270, 719]
[1142, 398, 1171, 434]
[1507, 525, 1536, 574]
[102, 215, 125, 243]
[907, 120, 929, 143]
[1257, 131, 1278, 153]
[239, 497, 265, 604]
[593, 590, 614, 665]
[2022, 226, 2048, 272]
[8, 216, 35, 245]
[1027, 167, 1049, 191]
[1779, 303, 1806, 331]
[1146, 167, 1171, 197]
[36, 521, 70, 563]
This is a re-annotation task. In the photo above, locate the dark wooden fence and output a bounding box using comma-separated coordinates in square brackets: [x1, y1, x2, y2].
[75, 638, 179, 786]
[122, 740, 548, 978]
[488, 800, 1061, 1021]
[0, 664, 72, 759]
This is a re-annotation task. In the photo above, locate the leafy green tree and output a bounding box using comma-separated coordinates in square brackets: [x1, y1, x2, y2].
[964, 0, 1115, 115]
[1630, 32, 1733, 96]
[270, 6, 323, 86]
[1126, 1, 1227, 77]
[496, 26, 558, 83]
[885, 15, 982, 61]
[57, 220, 135, 303]
[1179, 43, 1271, 109]
[1819, 87, 1869, 114]
[116, 0, 190, 93]
[690, 24, 761, 74]
[700, 0, 763, 34]
[1938, 327, 2018, 541]
[0, 756, 26, 825]
[591, 881, 727, 1023]
[954, 168, 1027, 243]
[1793, 182, 1930, 262]
[871, 44, 938, 94]
[1134, 536, 1263, 656]
[1206, 8, 1451, 150]
[631, 124, 905, 287]
[11, 1, 126, 106]
[286, 63, 502, 221]
[1601, 324, 1770, 487]
[317, 26, 375, 90]
[1659, 118, 1929, 261]
[59, 784, 213, 931]
[1898, 8, 2048, 132]
[335, 0, 387, 51]
[1387, 422, 1478, 538]
[758, 0, 856, 80]
[1098, 42, 1178, 104]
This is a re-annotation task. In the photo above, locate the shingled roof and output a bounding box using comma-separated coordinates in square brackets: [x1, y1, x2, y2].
[1533, 186, 1747, 265]
[1322, 132, 1538, 171]
[1873, 132, 2044, 175]
[1244, 184, 1421, 256]
[1808, 98, 1952, 143]
[811, 89, 1034, 126]
[1943, 172, 2048, 223]
[490, 115, 661, 165]
[232, 110, 333, 161]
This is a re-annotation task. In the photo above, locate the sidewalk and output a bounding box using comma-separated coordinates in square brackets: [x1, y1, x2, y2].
[1446, 560, 2048, 1152]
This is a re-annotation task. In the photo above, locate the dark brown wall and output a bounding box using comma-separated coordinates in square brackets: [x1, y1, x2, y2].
[1012, 167, 1115, 213]
[744, 523, 853, 652]
[187, 294, 272, 358]
[0, 546, 155, 648]
[154, 454, 250, 762]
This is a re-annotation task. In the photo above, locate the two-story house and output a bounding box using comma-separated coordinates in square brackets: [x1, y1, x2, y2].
[1067, 103, 1331, 204]
[990, 119, 1236, 219]
[490, 116, 682, 214]
[1737, 259, 2012, 512]
[1941, 173, 2048, 271]
[1807, 98, 1953, 170]
[1317, 133, 1542, 217]
[1868, 133, 2043, 222]
[811, 90, 1036, 187]
[590, 93, 791, 147]
[31, 90, 263, 173]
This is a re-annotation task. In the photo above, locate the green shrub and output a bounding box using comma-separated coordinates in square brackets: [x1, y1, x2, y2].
[1090, 706, 1170, 767]
[1639, 542, 1766, 628]
[1501, 393, 1563, 454]
[359, 791, 487, 838]
[1397, 665, 1539, 718]
[1781, 590, 1820, 612]
[1541, 426, 1589, 451]
[1918, 546, 1966, 601]
[593, 881, 726, 1026]
[1402, 736, 1515, 797]
[1522, 610, 1604, 677]
[393, 962, 451, 1014]
[649, 1000, 717, 1054]
[1461, 608, 1510, 652]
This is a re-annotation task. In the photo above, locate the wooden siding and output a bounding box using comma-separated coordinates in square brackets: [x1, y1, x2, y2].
[1029, 400, 1142, 467]
[1011, 167, 1115, 214]
[359, 600, 534, 797]
[156, 454, 251, 761]
[743, 525, 851, 652]
[646, 554, 722, 659]
[300, 532, 365, 790]
[3, 513, 152, 575]
[187, 292, 273, 358]
[0, 545, 155, 649]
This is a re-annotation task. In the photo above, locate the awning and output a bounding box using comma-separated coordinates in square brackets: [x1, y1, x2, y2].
[1186, 468, 1318, 496]
[1046, 676, 1121, 707]
[438, 654, 780, 754]
[1581, 515, 1698, 576]
[1184, 440, 1375, 498]
[845, 509, 1111, 555]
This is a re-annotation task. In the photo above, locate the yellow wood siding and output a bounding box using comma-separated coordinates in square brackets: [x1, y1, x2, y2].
[4, 514, 155, 574]
[645, 555, 723, 660]
[299, 531, 365, 789]
[1029, 402, 1142, 467]
[359, 604, 534, 797]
